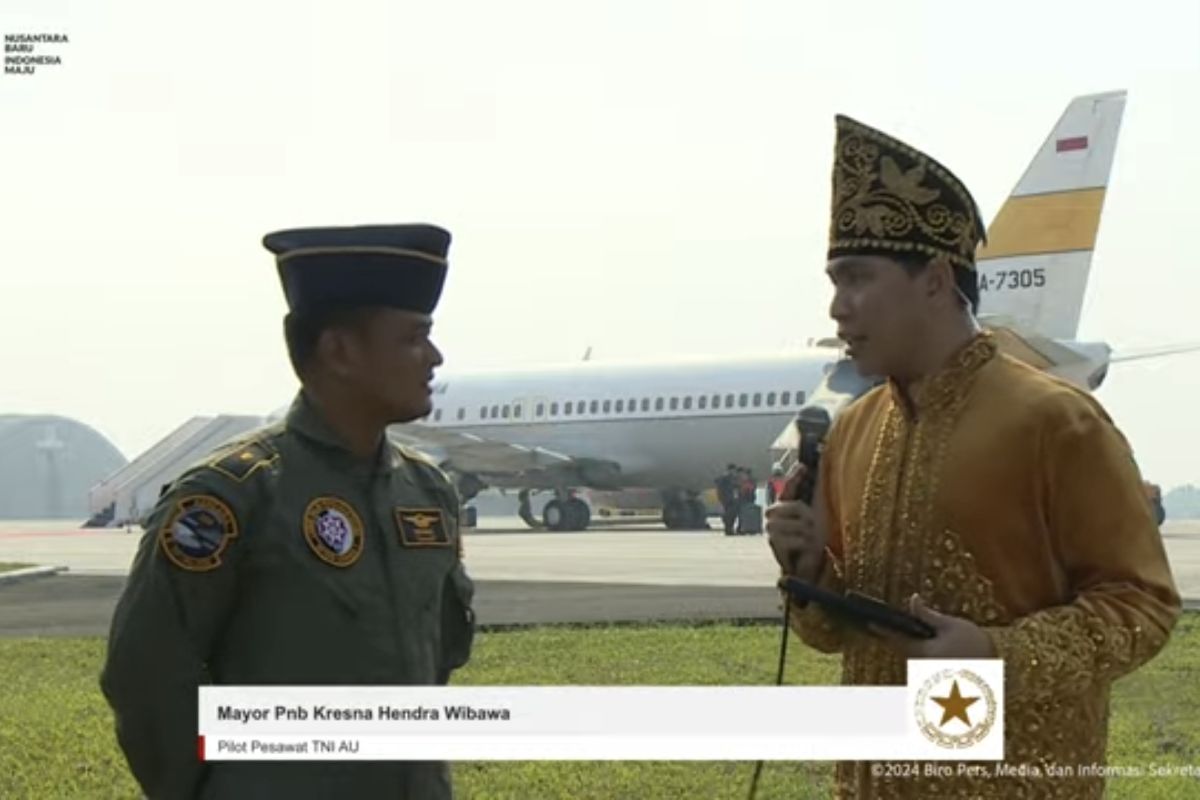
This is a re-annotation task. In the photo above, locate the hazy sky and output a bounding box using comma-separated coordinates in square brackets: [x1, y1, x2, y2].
[2, 0, 1198, 489]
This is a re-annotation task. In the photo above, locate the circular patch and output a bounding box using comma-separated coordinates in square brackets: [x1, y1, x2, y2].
[303, 496, 365, 568]
[914, 668, 998, 749]
[159, 495, 239, 572]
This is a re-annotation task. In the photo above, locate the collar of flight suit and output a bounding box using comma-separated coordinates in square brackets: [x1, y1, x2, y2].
[285, 390, 400, 476]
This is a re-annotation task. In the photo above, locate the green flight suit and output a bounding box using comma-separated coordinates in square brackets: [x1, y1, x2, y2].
[101, 391, 476, 799]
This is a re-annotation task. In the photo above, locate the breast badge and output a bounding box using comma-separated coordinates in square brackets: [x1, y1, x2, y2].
[395, 507, 452, 548]
[159, 495, 239, 572]
[303, 496, 365, 567]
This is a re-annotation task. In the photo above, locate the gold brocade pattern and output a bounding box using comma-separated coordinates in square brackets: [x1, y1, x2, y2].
[791, 546, 851, 654]
[990, 607, 1153, 706]
[829, 115, 986, 270]
[835, 334, 1108, 799]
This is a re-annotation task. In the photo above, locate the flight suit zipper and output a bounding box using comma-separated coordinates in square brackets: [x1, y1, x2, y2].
[366, 468, 405, 674]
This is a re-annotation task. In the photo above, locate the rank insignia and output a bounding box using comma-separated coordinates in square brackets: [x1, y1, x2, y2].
[303, 496, 365, 568]
[395, 507, 452, 548]
[210, 439, 276, 483]
[159, 495, 239, 572]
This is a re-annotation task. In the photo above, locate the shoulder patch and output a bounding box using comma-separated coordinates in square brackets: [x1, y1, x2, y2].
[208, 438, 278, 483]
[159, 494, 240, 572]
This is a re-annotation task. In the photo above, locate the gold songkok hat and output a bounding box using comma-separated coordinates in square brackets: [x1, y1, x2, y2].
[827, 115, 986, 271]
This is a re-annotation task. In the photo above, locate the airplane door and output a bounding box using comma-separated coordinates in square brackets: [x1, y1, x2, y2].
[517, 395, 552, 425]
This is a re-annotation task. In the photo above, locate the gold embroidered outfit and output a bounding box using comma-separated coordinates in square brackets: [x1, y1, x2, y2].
[792, 333, 1181, 798]
[799, 113, 1181, 797]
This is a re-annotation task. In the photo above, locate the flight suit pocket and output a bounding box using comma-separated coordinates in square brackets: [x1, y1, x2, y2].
[261, 545, 364, 619]
[438, 566, 476, 682]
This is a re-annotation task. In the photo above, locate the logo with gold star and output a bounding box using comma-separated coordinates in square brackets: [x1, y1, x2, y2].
[914, 668, 997, 749]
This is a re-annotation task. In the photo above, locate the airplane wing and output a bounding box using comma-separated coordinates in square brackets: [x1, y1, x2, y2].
[386, 423, 623, 489]
[981, 317, 1199, 390]
[1109, 342, 1200, 363]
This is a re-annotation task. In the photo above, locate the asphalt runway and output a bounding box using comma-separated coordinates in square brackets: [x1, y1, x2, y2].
[0, 576, 782, 638]
[2, 517, 1198, 637]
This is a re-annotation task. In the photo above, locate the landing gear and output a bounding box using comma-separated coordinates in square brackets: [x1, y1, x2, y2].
[661, 491, 709, 530]
[542, 493, 591, 532]
[518, 489, 540, 529]
[453, 472, 487, 504]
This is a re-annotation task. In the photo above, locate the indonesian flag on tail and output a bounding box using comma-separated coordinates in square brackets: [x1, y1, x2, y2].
[1056, 135, 1088, 152]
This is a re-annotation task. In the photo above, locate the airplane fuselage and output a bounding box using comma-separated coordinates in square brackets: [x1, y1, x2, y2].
[406, 350, 838, 492]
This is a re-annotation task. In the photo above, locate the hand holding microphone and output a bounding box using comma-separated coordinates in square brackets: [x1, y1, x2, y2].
[765, 461, 826, 584]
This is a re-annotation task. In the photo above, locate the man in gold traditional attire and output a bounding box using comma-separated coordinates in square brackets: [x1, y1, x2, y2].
[766, 114, 1181, 798]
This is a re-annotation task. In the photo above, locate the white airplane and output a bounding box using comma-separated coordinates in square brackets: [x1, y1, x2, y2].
[373, 91, 1197, 532]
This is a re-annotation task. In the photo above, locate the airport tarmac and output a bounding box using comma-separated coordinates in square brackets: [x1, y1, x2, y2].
[3, 517, 1200, 594]
[2, 518, 1198, 637]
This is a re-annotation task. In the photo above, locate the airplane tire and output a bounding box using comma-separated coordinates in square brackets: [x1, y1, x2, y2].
[662, 501, 686, 530]
[686, 499, 708, 529]
[566, 498, 591, 531]
[543, 500, 567, 532]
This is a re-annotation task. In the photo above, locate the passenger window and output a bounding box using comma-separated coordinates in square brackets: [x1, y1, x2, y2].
[590, 400, 599, 414]
[603, 400, 611, 414]
[550, 402, 559, 416]
[457, 408, 465, 421]
[781, 391, 792, 406]
[502, 405, 511, 419]
[725, 394, 735, 408]
[683, 397, 692, 410]
[535, 403, 544, 417]
[655, 397, 665, 411]
[753, 393, 762, 407]
[739, 394, 748, 408]
[698, 396, 707, 410]
[766, 392, 776, 407]
[641, 398, 650, 412]
[615, 400, 624, 413]
[434, 409, 442, 422]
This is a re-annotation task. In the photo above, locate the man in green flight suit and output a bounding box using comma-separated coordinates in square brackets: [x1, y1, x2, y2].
[101, 223, 476, 799]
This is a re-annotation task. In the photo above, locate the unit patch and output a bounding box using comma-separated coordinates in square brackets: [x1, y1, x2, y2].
[209, 439, 276, 482]
[303, 496, 365, 567]
[159, 495, 239, 572]
[395, 507, 452, 548]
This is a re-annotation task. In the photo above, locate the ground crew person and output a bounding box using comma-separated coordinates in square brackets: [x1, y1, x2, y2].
[714, 464, 738, 536]
[100, 223, 476, 799]
[766, 465, 786, 505]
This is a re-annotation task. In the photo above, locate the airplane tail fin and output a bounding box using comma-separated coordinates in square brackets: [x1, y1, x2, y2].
[975, 90, 1127, 340]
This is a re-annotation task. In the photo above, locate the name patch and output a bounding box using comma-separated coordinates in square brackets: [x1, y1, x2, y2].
[395, 508, 452, 548]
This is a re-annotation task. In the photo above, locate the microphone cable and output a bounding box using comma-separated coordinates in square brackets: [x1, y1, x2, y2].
[746, 592, 792, 800]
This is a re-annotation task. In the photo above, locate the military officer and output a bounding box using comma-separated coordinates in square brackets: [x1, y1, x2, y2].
[100, 224, 476, 799]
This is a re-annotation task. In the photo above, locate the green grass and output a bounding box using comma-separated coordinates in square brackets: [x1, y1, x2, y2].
[0, 563, 34, 573]
[1, 616, 1197, 799]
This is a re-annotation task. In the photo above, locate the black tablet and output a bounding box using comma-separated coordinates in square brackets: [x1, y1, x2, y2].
[778, 577, 936, 640]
